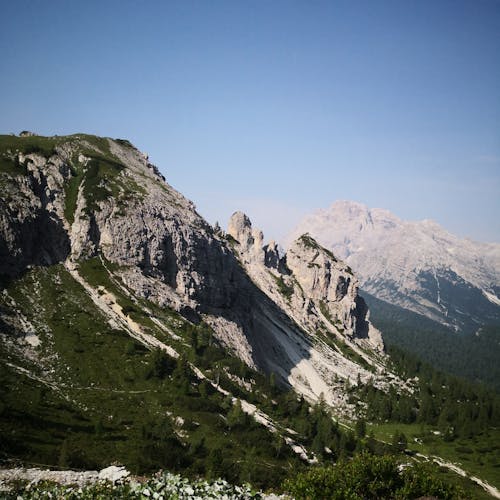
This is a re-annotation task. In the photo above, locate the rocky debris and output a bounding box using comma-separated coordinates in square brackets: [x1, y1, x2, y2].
[98, 465, 130, 483]
[0, 466, 127, 489]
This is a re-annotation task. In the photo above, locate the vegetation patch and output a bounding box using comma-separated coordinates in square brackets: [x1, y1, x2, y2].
[2, 471, 262, 499]
[268, 272, 294, 302]
[298, 233, 337, 261]
[0, 265, 305, 487]
[363, 291, 500, 392]
[283, 452, 466, 500]
[0, 134, 63, 159]
[0, 155, 28, 176]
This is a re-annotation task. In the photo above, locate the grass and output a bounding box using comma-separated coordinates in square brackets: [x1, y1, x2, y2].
[0, 155, 27, 176]
[268, 272, 294, 302]
[369, 421, 500, 494]
[0, 134, 63, 159]
[81, 155, 124, 213]
[1, 260, 495, 495]
[77, 257, 166, 335]
[0, 263, 305, 487]
[319, 300, 335, 324]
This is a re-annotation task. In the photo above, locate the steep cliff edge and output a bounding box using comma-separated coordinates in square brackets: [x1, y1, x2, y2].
[227, 212, 383, 353]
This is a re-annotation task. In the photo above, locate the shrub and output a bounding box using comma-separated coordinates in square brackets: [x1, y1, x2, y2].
[283, 452, 464, 500]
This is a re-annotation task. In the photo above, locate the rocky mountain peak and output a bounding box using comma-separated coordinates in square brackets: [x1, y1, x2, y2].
[227, 211, 263, 256]
[287, 233, 383, 351]
[228, 216, 384, 354]
[287, 233, 356, 305]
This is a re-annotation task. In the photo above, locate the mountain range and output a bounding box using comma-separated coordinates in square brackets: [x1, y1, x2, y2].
[0, 133, 395, 479]
[287, 200, 500, 334]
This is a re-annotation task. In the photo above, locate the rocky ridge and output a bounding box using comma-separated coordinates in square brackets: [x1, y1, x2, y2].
[2, 134, 498, 498]
[224, 211, 389, 407]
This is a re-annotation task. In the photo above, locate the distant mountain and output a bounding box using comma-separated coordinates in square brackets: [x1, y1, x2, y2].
[287, 201, 500, 334]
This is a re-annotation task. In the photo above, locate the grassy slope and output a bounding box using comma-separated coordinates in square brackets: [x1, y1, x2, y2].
[1, 261, 495, 497]
[0, 262, 306, 488]
[369, 422, 500, 497]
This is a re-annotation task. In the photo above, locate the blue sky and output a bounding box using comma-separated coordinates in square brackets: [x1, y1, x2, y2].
[1, 0, 499, 242]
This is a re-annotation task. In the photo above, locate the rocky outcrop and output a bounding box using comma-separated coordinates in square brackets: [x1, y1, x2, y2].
[287, 234, 382, 349]
[0, 152, 71, 277]
[227, 212, 384, 352]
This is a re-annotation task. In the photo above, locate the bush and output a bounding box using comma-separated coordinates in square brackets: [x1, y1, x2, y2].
[146, 349, 177, 379]
[398, 462, 464, 500]
[283, 452, 464, 500]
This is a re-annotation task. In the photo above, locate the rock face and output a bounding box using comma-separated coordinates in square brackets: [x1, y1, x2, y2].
[227, 213, 383, 352]
[0, 152, 71, 274]
[287, 200, 500, 333]
[0, 134, 391, 410]
[286, 235, 379, 345]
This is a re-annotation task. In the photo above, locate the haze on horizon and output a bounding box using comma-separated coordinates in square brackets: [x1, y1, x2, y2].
[1, 0, 499, 243]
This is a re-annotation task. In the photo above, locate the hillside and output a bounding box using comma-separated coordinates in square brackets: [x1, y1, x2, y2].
[362, 291, 500, 392]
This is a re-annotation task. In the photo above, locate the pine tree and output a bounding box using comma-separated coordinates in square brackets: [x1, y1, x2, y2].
[355, 418, 366, 438]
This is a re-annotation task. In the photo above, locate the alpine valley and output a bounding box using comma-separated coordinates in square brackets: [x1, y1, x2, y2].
[0, 134, 499, 499]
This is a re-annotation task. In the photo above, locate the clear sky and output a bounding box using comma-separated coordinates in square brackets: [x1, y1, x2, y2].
[1, 0, 499, 243]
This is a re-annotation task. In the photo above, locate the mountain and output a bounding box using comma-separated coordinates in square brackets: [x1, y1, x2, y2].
[0, 134, 389, 402]
[0, 132, 395, 480]
[1, 134, 499, 498]
[286, 200, 500, 334]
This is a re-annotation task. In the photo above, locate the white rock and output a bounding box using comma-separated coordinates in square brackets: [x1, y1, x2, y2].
[97, 465, 130, 483]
